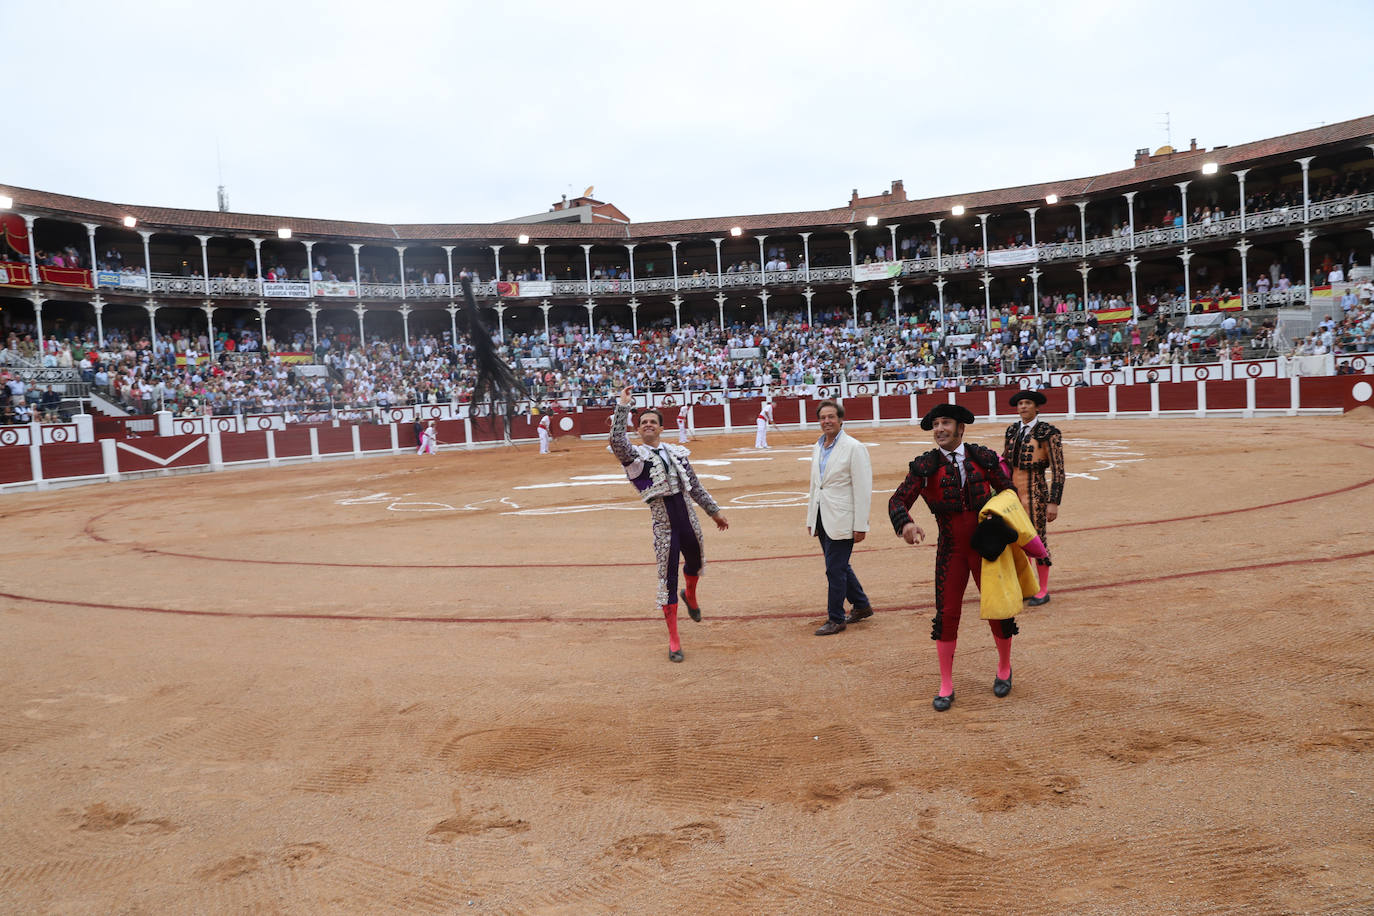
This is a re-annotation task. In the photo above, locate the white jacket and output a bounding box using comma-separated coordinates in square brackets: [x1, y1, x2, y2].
[805, 430, 872, 540]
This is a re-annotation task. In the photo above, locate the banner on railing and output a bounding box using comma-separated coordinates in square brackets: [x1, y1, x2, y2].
[729, 347, 762, 360]
[1185, 313, 1225, 328]
[0, 261, 31, 287]
[263, 280, 311, 298]
[986, 248, 1039, 267]
[1092, 307, 1133, 323]
[96, 271, 150, 290]
[1191, 296, 1242, 313]
[273, 352, 316, 364]
[519, 357, 552, 368]
[945, 334, 975, 347]
[497, 280, 553, 297]
[314, 280, 357, 298]
[853, 262, 902, 282]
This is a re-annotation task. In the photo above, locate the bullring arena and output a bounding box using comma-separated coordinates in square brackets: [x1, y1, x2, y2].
[3, 397, 1373, 913]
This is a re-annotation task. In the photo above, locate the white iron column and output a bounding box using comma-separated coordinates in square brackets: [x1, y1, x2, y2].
[758, 290, 769, 328]
[1177, 181, 1191, 239]
[1237, 240, 1251, 311]
[536, 244, 547, 280]
[303, 240, 316, 296]
[888, 224, 899, 262]
[1078, 261, 1090, 311]
[978, 213, 990, 261]
[495, 304, 505, 340]
[584, 299, 595, 334]
[714, 292, 726, 328]
[670, 294, 682, 330]
[539, 301, 551, 340]
[1126, 256, 1140, 319]
[91, 295, 105, 347]
[934, 277, 947, 337]
[256, 301, 269, 351]
[980, 270, 993, 334]
[1076, 202, 1088, 257]
[442, 246, 455, 297]
[932, 218, 944, 268]
[1235, 169, 1249, 229]
[1179, 247, 1194, 306]
[803, 287, 814, 327]
[145, 299, 158, 354]
[628, 297, 639, 335]
[355, 303, 367, 347]
[625, 243, 637, 289]
[581, 244, 593, 291]
[756, 236, 767, 286]
[446, 303, 459, 347]
[1124, 191, 1137, 248]
[30, 293, 44, 348]
[84, 223, 98, 279]
[196, 235, 212, 297]
[139, 230, 153, 284]
[1025, 207, 1038, 247]
[1029, 267, 1042, 318]
[712, 238, 723, 286]
[399, 303, 412, 348]
[251, 237, 264, 293]
[1297, 157, 1313, 223]
[890, 278, 902, 322]
[848, 284, 860, 326]
[491, 244, 503, 279]
[351, 243, 364, 292]
[669, 241, 680, 291]
[307, 302, 320, 350]
[800, 232, 812, 282]
[203, 300, 217, 359]
[395, 246, 407, 299]
[845, 229, 857, 273]
[22, 215, 38, 283]
[1299, 230, 1314, 295]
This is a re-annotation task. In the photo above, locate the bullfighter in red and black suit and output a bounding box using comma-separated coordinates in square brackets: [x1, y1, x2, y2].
[1002, 389, 1065, 605]
[889, 404, 1017, 712]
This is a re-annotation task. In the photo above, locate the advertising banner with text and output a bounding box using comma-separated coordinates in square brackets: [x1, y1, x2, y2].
[263, 280, 311, 298]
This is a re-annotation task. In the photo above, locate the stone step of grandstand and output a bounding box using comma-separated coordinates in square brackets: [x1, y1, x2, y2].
[88, 390, 130, 418]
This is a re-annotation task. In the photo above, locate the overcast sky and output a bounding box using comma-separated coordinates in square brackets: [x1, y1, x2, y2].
[5, 0, 1372, 226]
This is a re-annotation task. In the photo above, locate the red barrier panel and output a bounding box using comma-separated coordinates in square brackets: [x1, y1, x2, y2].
[1254, 379, 1291, 410]
[508, 416, 538, 440]
[842, 395, 875, 422]
[1074, 387, 1109, 413]
[773, 397, 805, 425]
[692, 404, 725, 430]
[1157, 382, 1198, 411]
[358, 425, 392, 451]
[275, 428, 313, 458]
[468, 415, 508, 443]
[42, 442, 105, 478]
[1115, 385, 1153, 413]
[580, 407, 616, 434]
[435, 419, 466, 445]
[115, 434, 208, 473]
[1345, 378, 1374, 412]
[953, 390, 987, 419]
[1039, 387, 1070, 415]
[316, 427, 354, 455]
[0, 447, 31, 484]
[220, 431, 270, 463]
[549, 412, 580, 438]
[1298, 376, 1357, 408]
[1206, 380, 1248, 410]
[914, 393, 950, 424]
[877, 394, 912, 423]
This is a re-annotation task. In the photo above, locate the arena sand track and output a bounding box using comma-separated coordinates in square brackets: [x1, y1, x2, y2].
[1, 416, 1372, 914]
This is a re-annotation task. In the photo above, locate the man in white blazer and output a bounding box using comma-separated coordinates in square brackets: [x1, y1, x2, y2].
[805, 400, 874, 635]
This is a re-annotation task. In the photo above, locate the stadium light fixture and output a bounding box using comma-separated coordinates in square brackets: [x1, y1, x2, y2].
[865, 215, 878, 227]
[730, 226, 743, 237]
[1201, 162, 1219, 175]
[278, 227, 293, 239]
[951, 205, 965, 216]
[1045, 194, 1058, 205]
[0, 195, 12, 210]
[123, 215, 137, 228]
[518, 234, 530, 245]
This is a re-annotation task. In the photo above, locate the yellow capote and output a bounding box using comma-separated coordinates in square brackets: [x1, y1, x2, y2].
[978, 490, 1041, 620]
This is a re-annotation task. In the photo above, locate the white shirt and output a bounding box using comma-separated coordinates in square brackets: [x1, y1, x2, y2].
[940, 443, 967, 482]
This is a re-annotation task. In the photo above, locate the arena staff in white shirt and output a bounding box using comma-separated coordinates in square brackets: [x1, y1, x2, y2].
[538, 410, 552, 454]
[755, 399, 774, 449]
[677, 402, 692, 444]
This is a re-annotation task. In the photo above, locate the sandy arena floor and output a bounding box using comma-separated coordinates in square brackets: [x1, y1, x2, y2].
[1, 415, 1372, 914]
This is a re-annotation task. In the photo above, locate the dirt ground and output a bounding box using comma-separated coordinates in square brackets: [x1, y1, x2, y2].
[2, 414, 1372, 915]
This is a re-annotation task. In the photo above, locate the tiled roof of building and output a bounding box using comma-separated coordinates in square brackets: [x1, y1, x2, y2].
[4, 114, 1372, 244]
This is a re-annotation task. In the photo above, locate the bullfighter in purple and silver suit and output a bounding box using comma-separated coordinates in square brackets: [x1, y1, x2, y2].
[610, 386, 730, 663]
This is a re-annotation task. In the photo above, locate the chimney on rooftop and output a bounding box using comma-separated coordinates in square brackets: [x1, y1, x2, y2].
[1189, 138, 1197, 151]
[891, 180, 906, 201]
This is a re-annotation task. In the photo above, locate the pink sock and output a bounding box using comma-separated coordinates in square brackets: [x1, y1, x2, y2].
[683, 574, 699, 607]
[989, 623, 1013, 680]
[937, 640, 956, 697]
[1034, 564, 1050, 599]
[662, 604, 680, 652]
[1023, 536, 1047, 559]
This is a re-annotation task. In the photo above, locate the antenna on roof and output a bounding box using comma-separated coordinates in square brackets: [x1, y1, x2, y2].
[215, 140, 230, 213]
[1157, 111, 1172, 149]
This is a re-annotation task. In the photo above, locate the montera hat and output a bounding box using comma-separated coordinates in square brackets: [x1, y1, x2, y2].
[919, 403, 976, 430]
[1008, 389, 1047, 407]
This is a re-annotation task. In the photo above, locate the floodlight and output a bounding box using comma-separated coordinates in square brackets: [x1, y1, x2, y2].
[123, 215, 137, 228]
[0, 196, 13, 210]
[866, 215, 878, 227]
[730, 227, 742, 237]
[1201, 162, 1219, 175]
[951, 205, 965, 216]
[518, 234, 530, 245]
[1045, 194, 1058, 205]
[278, 227, 293, 239]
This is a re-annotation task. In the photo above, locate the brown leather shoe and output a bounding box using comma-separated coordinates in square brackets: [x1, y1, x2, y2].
[814, 621, 846, 636]
[843, 605, 874, 625]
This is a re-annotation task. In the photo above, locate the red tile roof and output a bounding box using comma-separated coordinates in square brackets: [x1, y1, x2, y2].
[4, 114, 1372, 245]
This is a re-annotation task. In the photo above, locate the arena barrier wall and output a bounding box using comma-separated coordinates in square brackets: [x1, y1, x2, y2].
[2, 358, 1372, 491]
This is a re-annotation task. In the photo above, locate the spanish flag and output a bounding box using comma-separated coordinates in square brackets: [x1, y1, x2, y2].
[1092, 307, 1133, 323]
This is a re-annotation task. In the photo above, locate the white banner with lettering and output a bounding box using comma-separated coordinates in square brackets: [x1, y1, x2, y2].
[314, 280, 357, 298]
[852, 262, 902, 282]
[96, 270, 150, 290]
[729, 347, 762, 360]
[263, 280, 312, 298]
[986, 248, 1039, 267]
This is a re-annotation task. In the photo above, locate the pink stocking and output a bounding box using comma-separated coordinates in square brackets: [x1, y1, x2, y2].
[937, 640, 956, 697]
[989, 622, 1013, 680]
[662, 604, 680, 652]
[1034, 564, 1050, 599]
